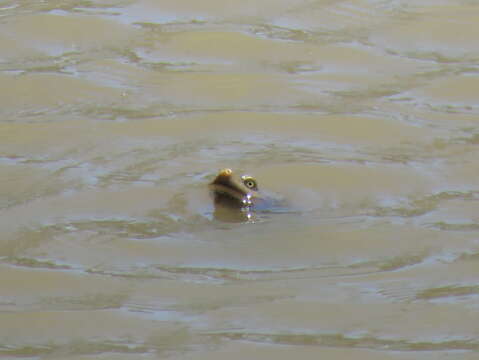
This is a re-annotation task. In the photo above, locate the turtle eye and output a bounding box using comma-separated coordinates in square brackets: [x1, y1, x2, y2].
[243, 177, 257, 190]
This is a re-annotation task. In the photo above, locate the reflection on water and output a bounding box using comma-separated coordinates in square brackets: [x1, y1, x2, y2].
[1, 0, 479, 359]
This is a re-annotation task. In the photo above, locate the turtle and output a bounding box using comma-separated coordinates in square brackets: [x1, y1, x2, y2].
[209, 168, 284, 222]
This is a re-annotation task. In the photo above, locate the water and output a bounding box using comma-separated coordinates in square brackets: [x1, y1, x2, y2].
[1, 1, 479, 359]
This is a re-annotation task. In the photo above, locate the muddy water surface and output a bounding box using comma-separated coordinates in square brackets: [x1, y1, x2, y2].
[1, 1, 479, 359]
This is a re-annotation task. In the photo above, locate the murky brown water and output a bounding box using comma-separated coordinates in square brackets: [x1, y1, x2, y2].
[1, 0, 479, 359]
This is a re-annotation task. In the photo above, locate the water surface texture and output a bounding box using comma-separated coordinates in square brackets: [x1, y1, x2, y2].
[1, 1, 479, 359]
